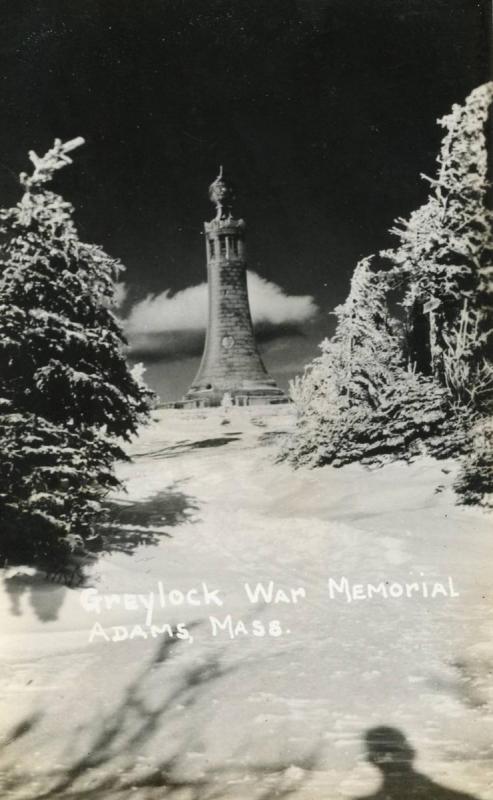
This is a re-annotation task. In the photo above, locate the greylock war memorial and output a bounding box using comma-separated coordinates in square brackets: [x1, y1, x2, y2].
[176, 169, 287, 408]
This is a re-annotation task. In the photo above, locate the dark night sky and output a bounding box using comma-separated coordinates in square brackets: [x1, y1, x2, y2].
[0, 0, 490, 400]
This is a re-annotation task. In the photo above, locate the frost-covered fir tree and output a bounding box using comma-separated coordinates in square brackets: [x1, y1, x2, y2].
[382, 82, 493, 410]
[284, 259, 455, 467]
[454, 417, 493, 509]
[286, 84, 491, 481]
[0, 138, 152, 563]
[325, 258, 401, 409]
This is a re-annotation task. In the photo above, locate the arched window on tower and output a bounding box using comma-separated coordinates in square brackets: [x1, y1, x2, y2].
[219, 236, 227, 257]
[208, 239, 215, 259]
[232, 237, 239, 256]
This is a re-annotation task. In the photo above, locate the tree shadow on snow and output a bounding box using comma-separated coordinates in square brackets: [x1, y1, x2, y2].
[96, 483, 201, 555]
[1, 484, 201, 622]
[353, 726, 481, 800]
[428, 658, 491, 711]
[0, 631, 319, 800]
[133, 434, 241, 460]
[2, 568, 68, 622]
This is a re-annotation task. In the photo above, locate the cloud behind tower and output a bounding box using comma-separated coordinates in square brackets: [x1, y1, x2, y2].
[123, 271, 319, 362]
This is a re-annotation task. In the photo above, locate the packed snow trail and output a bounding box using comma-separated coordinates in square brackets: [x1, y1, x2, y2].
[0, 408, 492, 799]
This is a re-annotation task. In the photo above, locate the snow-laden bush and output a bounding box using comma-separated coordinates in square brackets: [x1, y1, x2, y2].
[0, 139, 153, 564]
[441, 300, 493, 413]
[454, 417, 493, 508]
[284, 346, 464, 468]
[283, 259, 466, 467]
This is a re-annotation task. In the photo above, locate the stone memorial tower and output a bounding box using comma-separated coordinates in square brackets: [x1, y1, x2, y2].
[184, 168, 286, 407]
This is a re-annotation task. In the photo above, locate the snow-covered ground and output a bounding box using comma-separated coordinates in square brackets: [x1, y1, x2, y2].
[0, 407, 492, 800]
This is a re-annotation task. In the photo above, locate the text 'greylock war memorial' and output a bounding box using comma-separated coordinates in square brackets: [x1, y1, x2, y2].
[179, 169, 287, 408]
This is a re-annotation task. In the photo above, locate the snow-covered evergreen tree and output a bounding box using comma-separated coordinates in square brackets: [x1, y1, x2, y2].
[286, 85, 491, 484]
[0, 412, 123, 562]
[454, 417, 493, 508]
[382, 82, 493, 406]
[0, 138, 152, 563]
[284, 260, 456, 468]
[327, 258, 402, 408]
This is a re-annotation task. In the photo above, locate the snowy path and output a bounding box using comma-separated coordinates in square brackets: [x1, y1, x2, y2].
[0, 408, 492, 799]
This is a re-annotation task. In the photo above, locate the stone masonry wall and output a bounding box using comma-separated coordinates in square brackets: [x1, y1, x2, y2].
[192, 258, 271, 391]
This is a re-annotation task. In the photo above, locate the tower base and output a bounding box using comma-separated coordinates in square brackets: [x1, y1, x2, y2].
[181, 379, 288, 409]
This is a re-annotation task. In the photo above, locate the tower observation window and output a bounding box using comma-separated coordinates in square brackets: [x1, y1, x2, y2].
[232, 237, 239, 256]
[219, 236, 227, 257]
[208, 239, 215, 258]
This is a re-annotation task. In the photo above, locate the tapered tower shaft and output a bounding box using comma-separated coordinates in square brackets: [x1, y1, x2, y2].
[185, 169, 285, 407]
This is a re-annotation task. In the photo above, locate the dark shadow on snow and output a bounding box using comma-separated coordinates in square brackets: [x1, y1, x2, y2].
[96, 483, 201, 555]
[428, 659, 491, 711]
[190, 436, 241, 449]
[2, 569, 68, 623]
[0, 630, 319, 800]
[0, 691, 484, 800]
[2, 712, 42, 747]
[133, 434, 241, 461]
[353, 726, 480, 800]
[258, 429, 291, 446]
[1, 484, 201, 621]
